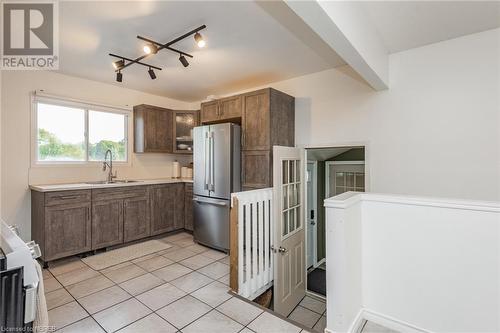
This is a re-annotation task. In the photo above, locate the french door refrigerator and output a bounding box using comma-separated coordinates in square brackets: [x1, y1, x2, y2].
[193, 123, 240, 251]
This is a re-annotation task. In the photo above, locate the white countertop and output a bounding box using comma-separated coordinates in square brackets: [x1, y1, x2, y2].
[29, 178, 193, 192]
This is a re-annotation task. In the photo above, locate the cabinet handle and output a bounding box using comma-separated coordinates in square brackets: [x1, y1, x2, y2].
[58, 195, 78, 200]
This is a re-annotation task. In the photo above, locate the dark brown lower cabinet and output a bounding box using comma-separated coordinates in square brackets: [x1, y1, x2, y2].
[173, 183, 185, 230]
[92, 199, 123, 250]
[44, 202, 91, 261]
[242, 150, 272, 189]
[150, 184, 175, 235]
[184, 183, 193, 231]
[31, 182, 193, 263]
[123, 196, 150, 242]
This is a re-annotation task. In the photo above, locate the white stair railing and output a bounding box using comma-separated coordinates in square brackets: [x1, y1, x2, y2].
[230, 188, 274, 300]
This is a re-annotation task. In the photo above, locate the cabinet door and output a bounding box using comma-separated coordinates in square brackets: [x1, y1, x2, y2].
[123, 196, 150, 242]
[200, 101, 219, 123]
[242, 89, 270, 151]
[134, 105, 173, 153]
[184, 184, 193, 231]
[219, 95, 242, 120]
[150, 184, 175, 235]
[155, 108, 174, 152]
[173, 111, 198, 154]
[242, 150, 271, 189]
[92, 199, 123, 249]
[143, 106, 158, 151]
[173, 183, 185, 230]
[45, 203, 91, 261]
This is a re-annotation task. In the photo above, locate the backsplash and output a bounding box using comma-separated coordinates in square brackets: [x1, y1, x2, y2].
[29, 153, 193, 185]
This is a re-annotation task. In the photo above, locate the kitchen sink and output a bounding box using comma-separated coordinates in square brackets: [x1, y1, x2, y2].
[85, 180, 142, 184]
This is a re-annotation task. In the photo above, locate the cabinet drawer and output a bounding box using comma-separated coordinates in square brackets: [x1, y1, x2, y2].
[45, 190, 91, 206]
[92, 186, 148, 201]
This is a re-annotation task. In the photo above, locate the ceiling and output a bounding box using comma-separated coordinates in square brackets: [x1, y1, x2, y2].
[360, 1, 500, 53]
[307, 148, 352, 162]
[57, 1, 500, 102]
[58, 1, 344, 102]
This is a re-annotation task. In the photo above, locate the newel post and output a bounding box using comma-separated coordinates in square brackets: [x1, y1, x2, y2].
[229, 197, 239, 293]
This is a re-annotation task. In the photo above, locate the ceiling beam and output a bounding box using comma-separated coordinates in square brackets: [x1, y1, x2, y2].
[283, 0, 389, 90]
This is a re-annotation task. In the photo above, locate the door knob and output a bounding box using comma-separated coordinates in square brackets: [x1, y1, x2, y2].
[278, 246, 287, 254]
[270, 245, 277, 253]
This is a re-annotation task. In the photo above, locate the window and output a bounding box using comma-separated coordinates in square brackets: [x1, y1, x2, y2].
[34, 99, 128, 164]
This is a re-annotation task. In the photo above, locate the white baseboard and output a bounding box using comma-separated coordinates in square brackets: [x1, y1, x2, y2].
[325, 308, 432, 333]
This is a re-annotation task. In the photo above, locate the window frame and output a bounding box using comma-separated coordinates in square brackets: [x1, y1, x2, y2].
[31, 94, 132, 167]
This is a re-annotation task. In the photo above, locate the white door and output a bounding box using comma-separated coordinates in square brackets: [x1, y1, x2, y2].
[325, 162, 365, 197]
[273, 146, 305, 316]
[306, 162, 317, 268]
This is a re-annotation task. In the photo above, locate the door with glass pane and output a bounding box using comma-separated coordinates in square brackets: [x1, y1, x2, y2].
[325, 162, 365, 197]
[273, 146, 305, 316]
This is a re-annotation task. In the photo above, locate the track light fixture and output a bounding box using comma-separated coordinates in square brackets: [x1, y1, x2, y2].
[112, 59, 124, 70]
[179, 54, 189, 67]
[148, 67, 156, 80]
[194, 32, 205, 48]
[143, 43, 158, 55]
[109, 25, 206, 82]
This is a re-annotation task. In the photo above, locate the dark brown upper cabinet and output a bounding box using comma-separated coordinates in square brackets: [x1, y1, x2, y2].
[241, 88, 295, 189]
[134, 104, 173, 153]
[200, 100, 219, 123]
[200, 88, 294, 190]
[173, 110, 199, 154]
[242, 88, 295, 151]
[200, 95, 242, 124]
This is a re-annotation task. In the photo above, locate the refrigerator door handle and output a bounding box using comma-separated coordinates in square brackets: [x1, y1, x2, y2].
[209, 132, 215, 191]
[204, 131, 210, 190]
[193, 197, 228, 206]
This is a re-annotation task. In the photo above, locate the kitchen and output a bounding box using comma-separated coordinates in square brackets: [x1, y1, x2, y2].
[1, 1, 499, 333]
[29, 87, 294, 267]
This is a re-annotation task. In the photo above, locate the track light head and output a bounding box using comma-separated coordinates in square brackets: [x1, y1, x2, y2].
[143, 43, 158, 55]
[194, 32, 205, 48]
[148, 67, 156, 80]
[116, 71, 123, 82]
[179, 54, 189, 67]
[113, 59, 125, 70]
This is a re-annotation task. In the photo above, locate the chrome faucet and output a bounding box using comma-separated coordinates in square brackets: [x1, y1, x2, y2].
[103, 149, 117, 182]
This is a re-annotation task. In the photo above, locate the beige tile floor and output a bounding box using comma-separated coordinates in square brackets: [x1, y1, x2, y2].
[43, 232, 325, 333]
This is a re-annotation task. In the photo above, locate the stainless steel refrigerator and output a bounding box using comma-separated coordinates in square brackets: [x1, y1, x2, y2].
[193, 123, 240, 252]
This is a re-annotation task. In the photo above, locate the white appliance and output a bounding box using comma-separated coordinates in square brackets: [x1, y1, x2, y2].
[0, 220, 42, 329]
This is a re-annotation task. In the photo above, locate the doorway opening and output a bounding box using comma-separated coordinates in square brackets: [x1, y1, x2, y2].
[305, 146, 366, 297]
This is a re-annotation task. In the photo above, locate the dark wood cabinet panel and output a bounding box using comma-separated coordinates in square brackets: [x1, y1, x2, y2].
[45, 190, 91, 207]
[150, 184, 175, 235]
[270, 89, 295, 147]
[219, 95, 242, 120]
[242, 89, 271, 151]
[44, 203, 91, 261]
[92, 199, 123, 250]
[134, 104, 173, 153]
[173, 183, 185, 230]
[242, 150, 272, 189]
[200, 101, 219, 123]
[184, 183, 193, 231]
[123, 196, 150, 242]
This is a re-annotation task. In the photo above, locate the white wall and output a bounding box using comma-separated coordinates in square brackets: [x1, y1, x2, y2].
[219, 28, 500, 202]
[325, 192, 499, 333]
[1, 71, 197, 240]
